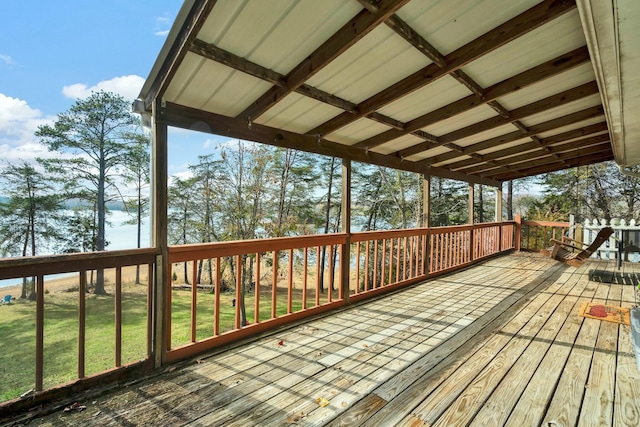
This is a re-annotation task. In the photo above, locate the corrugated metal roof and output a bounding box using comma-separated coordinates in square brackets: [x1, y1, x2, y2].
[139, 0, 635, 186]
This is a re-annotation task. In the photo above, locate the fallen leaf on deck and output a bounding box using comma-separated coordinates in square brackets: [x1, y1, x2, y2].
[63, 402, 87, 412]
[286, 411, 306, 424]
[315, 397, 330, 407]
[278, 339, 284, 346]
[362, 343, 368, 348]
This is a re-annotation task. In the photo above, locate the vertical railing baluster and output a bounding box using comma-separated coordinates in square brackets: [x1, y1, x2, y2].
[373, 240, 379, 288]
[214, 257, 220, 336]
[355, 241, 361, 294]
[167, 263, 172, 351]
[338, 244, 344, 300]
[191, 260, 197, 342]
[381, 238, 387, 286]
[272, 251, 278, 319]
[408, 237, 414, 278]
[255, 252, 261, 323]
[235, 254, 242, 329]
[115, 266, 122, 367]
[364, 241, 370, 291]
[35, 274, 44, 391]
[389, 238, 394, 284]
[396, 238, 401, 282]
[302, 248, 308, 309]
[402, 236, 408, 279]
[288, 249, 294, 314]
[78, 270, 86, 379]
[315, 246, 321, 307]
[328, 245, 334, 303]
[147, 263, 153, 356]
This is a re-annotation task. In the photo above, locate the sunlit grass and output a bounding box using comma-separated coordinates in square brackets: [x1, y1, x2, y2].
[0, 280, 340, 401]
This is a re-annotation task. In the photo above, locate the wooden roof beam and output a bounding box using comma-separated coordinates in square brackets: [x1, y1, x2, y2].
[398, 83, 601, 160]
[308, 0, 577, 137]
[143, 0, 218, 109]
[446, 126, 609, 171]
[356, 45, 590, 149]
[460, 136, 610, 175]
[422, 105, 606, 168]
[485, 150, 614, 181]
[156, 101, 500, 187]
[237, 0, 411, 122]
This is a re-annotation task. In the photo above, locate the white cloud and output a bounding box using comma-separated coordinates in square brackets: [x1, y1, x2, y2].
[62, 75, 145, 102]
[0, 94, 56, 163]
[154, 14, 172, 37]
[0, 54, 16, 66]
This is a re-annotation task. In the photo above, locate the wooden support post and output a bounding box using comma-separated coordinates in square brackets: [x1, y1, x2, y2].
[341, 159, 351, 303]
[496, 184, 503, 223]
[152, 99, 169, 368]
[423, 174, 431, 274]
[468, 183, 475, 225]
[496, 184, 503, 250]
[515, 214, 522, 251]
[469, 183, 475, 260]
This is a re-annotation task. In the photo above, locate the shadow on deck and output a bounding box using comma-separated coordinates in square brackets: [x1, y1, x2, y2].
[5, 253, 640, 426]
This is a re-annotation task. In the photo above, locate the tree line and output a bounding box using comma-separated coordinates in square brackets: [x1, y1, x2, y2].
[3, 90, 639, 301]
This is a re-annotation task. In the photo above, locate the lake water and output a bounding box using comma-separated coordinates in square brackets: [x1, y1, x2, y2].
[0, 210, 150, 289]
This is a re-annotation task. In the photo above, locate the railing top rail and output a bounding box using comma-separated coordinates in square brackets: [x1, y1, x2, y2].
[521, 220, 570, 227]
[0, 247, 157, 281]
[169, 233, 348, 262]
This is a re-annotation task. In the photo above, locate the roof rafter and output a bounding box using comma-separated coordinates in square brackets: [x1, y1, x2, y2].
[437, 122, 608, 171]
[428, 113, 606, 168]
[485, 149, 614, 180]
[356, 46, 590, 149]
[237, 0, 411, 122]
[459, 134, 610, 175]
[398, 82, 600, 160]
[308, 0, 577, 137]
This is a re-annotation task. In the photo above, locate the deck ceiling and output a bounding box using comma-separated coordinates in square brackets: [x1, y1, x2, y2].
[137, 0, 638, 187]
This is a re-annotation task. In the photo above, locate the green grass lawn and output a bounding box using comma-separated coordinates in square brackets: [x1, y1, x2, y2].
[0, 282, 337, 401]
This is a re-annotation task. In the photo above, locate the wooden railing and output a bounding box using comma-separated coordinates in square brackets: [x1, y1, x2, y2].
[0, 221, 517, 404]
[519, 218, 571, 251]
[166, 221, 516, 361]
[0, 248, 156, 399]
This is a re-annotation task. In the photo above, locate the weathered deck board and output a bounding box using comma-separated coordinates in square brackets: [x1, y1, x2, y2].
[12, 253, 640, 427]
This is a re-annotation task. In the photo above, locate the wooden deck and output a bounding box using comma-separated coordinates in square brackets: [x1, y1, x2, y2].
[16, 253, 640, 426]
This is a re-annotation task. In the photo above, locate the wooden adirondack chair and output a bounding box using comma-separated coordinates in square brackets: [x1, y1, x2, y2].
[542, 226, 614, 267]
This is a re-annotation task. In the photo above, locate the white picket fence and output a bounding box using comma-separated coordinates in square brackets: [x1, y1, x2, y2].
[582, 218, 640, 262]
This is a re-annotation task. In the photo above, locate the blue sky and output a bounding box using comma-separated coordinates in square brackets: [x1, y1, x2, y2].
[0, 1, 224, 178]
